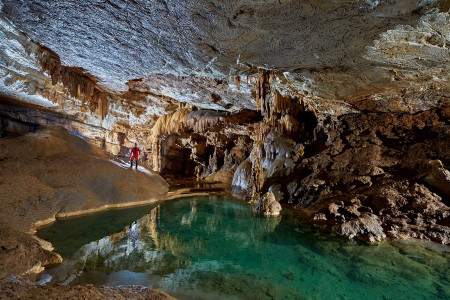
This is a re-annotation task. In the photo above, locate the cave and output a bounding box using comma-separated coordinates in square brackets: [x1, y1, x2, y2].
[0, 1, 449, 299]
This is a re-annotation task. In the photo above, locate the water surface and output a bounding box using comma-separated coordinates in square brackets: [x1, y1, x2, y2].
[37, 196, 450, 300]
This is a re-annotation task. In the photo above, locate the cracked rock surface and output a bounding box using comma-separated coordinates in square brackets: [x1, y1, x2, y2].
[1, 0, 449, 110]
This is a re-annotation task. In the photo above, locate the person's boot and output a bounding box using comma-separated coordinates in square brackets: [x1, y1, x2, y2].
[130, 160, 133, 168]
[136, 160, 138, 170]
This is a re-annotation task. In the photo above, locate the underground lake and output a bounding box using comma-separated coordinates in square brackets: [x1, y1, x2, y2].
[37, 196, 450, 300]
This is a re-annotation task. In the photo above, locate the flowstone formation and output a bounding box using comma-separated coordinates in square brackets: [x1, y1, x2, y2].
[0, 126, 168, 280]
[0, 0, 449, 252]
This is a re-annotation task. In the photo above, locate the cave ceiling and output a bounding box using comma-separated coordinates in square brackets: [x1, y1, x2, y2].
[0, 0, 449, 113]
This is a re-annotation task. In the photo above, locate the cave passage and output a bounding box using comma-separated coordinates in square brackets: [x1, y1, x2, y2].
[37, 196, 450, 300]
[1, 1, 450, 298]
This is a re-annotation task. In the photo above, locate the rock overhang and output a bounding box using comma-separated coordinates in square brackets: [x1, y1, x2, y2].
[0, 0, 448, 113]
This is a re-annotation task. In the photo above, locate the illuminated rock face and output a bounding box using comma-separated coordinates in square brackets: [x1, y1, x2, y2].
[0, 1, 449, 243]
[254, 191, 282, 216]
[1, 0, 449, 110]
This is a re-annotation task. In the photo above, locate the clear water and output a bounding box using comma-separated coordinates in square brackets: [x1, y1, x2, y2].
[37, 196, 450, 300]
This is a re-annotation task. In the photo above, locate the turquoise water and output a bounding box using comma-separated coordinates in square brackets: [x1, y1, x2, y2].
[37, 196, 450, 300]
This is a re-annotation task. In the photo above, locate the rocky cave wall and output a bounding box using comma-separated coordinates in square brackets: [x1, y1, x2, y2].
[0, 13, 181, 156]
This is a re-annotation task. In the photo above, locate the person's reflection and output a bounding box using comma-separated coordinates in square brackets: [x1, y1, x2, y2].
[127, 221, 140, 248]
[181, 199, 197, 225]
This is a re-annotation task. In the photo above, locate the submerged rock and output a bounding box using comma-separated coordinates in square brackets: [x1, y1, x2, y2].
[254, 191, 282, 216]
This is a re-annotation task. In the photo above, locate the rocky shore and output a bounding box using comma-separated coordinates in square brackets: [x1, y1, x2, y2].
[1, 275, 174, 300]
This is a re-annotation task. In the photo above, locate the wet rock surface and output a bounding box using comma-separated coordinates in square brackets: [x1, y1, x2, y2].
[333, 213, 386, 243]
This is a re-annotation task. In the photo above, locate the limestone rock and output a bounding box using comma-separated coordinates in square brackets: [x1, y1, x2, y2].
[424, 160, 450, 198]
[231, 159, 252, 196]
[0, 223, 62, 280]
[0, 126, 169, 233]
[254, 191, 282, 216]
[268, 184, 284, 203]
[0, 275, 175, 300]
[2, 0, 449, 110]
[333, 213, 386, 242]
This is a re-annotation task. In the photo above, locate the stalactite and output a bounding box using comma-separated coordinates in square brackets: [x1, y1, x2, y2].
[254, 69, 270, 116]
[37, 45, 110, 120]
[151, 107, 190, 140]
[279, 114, 300, 135]
[235, 75, 241, 90]
[258, 69, 267, 115]
[273, 90, 289, 113]
[185, 111, 226, 133]
[149, 106, 191, 172]
[36, 45, 61, 85]
[254, 68, 289, 120]
[148, 106, 232, 172]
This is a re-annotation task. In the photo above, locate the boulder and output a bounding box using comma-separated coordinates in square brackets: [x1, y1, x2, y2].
[254, 192, 282, 216]
[333, 213, 386, 242]
[424, 160, 450, 199]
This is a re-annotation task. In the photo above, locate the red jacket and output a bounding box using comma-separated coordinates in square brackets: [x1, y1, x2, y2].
[131, 147, 140, 160]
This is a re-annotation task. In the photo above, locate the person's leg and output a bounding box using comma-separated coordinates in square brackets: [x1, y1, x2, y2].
[136, 159, 138, 169]
[130, 159, 133, 168]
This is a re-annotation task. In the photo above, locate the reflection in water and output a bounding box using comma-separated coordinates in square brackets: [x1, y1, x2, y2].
[181, 199, 197, 226]
[127, 221, 139, 249]
[40, 196, 450, 300]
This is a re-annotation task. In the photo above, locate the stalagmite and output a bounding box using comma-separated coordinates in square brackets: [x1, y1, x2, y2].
[250, 144, 264, 201]
[222, 149, 233, 170]
[203, 148, 218, 177]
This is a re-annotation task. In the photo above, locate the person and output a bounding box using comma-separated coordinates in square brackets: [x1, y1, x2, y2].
[130, 142, 141, 169]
